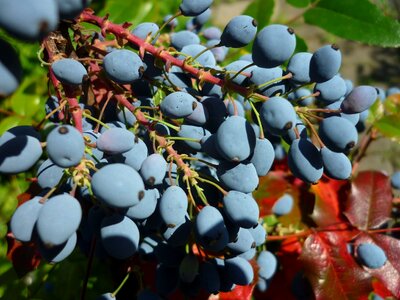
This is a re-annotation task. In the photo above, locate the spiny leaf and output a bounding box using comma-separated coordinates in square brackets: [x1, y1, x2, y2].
[353, 233, 400, 298]
[300, 231, 372, 300]
[311, 177, 349, 227]
[344, 171, 392, 230]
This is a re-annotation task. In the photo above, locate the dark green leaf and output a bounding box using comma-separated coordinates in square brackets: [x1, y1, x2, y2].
[243, 0, 275, 31]
[295, 34, 308, 52]
[304, 0, 400, 47]
[287, 0, 310, 8]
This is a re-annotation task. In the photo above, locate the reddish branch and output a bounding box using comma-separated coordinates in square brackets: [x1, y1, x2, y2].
[79, 10, 267, 101]
[43, 36, 83, 132]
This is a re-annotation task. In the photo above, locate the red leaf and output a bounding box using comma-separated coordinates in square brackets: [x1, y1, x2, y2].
[219, 284, 255, 300]
[310, 177, 349, 227]
[344, 171, 392, 230]
[300, 231, 372, 300]
[372, 279, 394, 299]
[353, 233, 400, 298]
[6, 234, 41, 277]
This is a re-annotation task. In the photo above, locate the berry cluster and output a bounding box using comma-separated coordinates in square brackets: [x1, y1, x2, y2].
[0, 0, 387, 298]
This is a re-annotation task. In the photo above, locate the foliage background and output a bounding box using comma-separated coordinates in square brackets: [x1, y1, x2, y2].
[1, 0, 400, 299]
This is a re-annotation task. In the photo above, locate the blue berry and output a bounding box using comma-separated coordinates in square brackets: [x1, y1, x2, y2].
[140, 153, 167, 186]
[318, 116, 358, 153]
[314, 75, 347, 104]
[100, 214, 140, 259]
[288, 138, 323, 184]
[216, 115, 256, 162]
[257, 250, 278, 280]
[260, 96, 297, 136]
[56, 0, 90, 19]
[171, 30, 200, 51]
[287, 52, 312, 84]
[131, 22, 160, 41]
[195, 205, 229, 252]
[356, 243, 387, 269]
[272, 194, 294, 216]
[321, 147, 352, 180]
[38, 232, 77, 263]
[0, 0, 59, 41]
[220, 15, 257, 48]
[217, 161, 259, 193]
[36, 194, 82, 247]
[225, 256, 254, 285]
[391, 171, 400, 189]
[10, 196, 43, 242]
[103, 49, 144, 84]
[180, 0, 214, 16]
[91, 163, 145, 208]
[223, 191, 259, 228]
[252, 24, 296, 68]
[341, 85, 378, 114]
[159, 186, 188, 227]
[46, 125, 85, 168]
[160, 92, 198, 119]
[310, 44, 342, 83]
[0, 38, 22, 97]
[52, 59, 88, 86]
[97, 127, 135, 155]
[0, 135, 43, 174]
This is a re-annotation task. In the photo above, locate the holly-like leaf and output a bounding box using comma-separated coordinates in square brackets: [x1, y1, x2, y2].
[343, 171, 392, 230]
[300, 231, 372, 300]
[304, 0, 400, 47]
[310, 177, 349, 227]
[353, 233, 400, 298]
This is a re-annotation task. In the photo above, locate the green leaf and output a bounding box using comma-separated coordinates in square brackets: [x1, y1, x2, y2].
[304, 0, 400, 47]
[295, 34, 308, 52]
[0, 116, 21, 135]
[287, 0, 310, 8]
[374, 115, 400, 140]
[98, 0, 155, 24]
[243, 0, 275, 31]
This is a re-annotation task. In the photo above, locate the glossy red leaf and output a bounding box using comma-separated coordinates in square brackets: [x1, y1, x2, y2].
[353, 233, 400, 298]
[344, 171, 392, 230]
[311, 177, 349, 227]
[300, 231, 372, 300]
[372, 279, 394, 299]
[219, 284, 255, 300]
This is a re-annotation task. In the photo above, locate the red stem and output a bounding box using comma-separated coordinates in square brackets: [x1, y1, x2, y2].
[79, 10, 267, 101]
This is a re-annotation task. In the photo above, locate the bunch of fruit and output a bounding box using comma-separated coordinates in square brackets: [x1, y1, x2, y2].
[0, 0, 388, 299]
